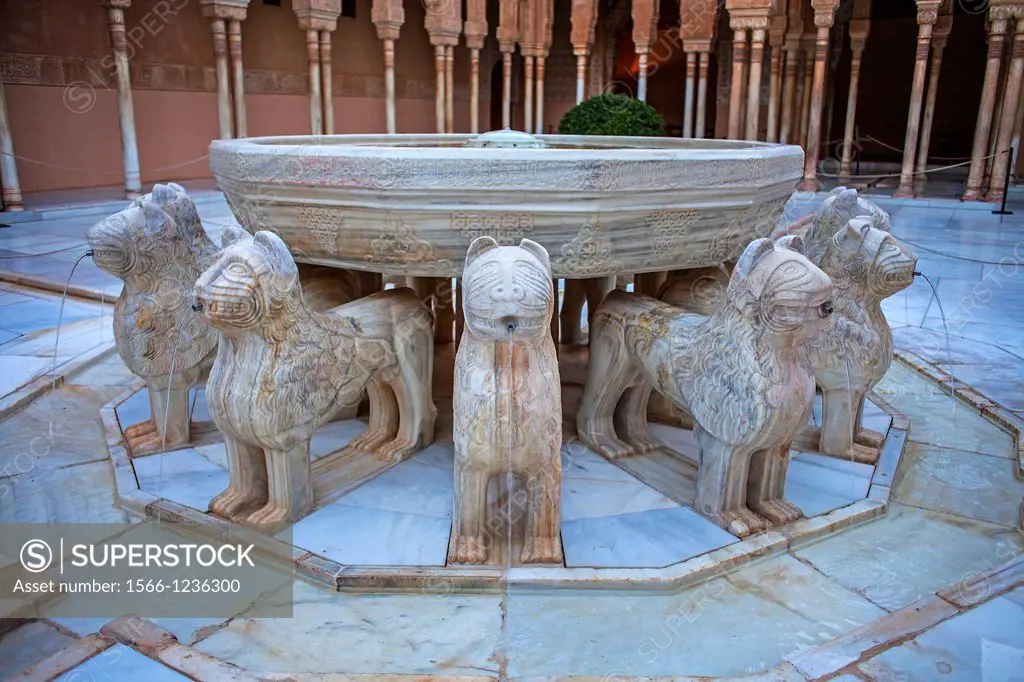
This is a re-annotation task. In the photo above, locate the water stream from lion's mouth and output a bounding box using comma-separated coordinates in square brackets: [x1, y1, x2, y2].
[50, 251, 92, 439]
[915, 271, 955, 422]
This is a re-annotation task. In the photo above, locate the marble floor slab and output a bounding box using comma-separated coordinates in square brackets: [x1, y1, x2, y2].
[793, 503, 1024, 612]
[195, 581, 502, 675]
[859, 589, 1024, 682]
[133, 448, 230, 512]
[505, 554, 886, 678]
[51, 616, 227, 646]
[894, 443, 1024, 528]
[561, 505, 737, 568]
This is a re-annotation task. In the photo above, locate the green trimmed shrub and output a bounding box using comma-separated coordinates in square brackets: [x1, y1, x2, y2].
[557, 93, 664, 137]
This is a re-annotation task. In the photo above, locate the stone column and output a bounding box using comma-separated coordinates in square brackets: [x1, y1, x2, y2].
[498, 0, 520, 129]
[425, 0, 460, 135]
[304, 30, 323, 134]
[524, 55, 535, 132]
[838, 36, 866, 181]
[465, 0, 487, 134]
[766, 25, 786, 142]
[535, 55, 546, 133]
[894, 1, 941, 197]
[798, 39, 815, 146]
[696, 51, 709, 137]
[201, 1, 250, 140]
[964, 7, 1012, 200]
[745, 25, 769, 140]
[798, 1, 839, 192]
[571, 0, 599, 105]
[727, 27, 749, 139]
[445, 46, 455, 133]
[632, 0, 659, 103]
[682, 51, 696, 137]
[0, 80, 23, 211]
[103, 0, 142, 199]
[294, 1, 341, 137]
[914, 8, 952, 194]
[780, 44, 800, 143]
[228, 20, 247, 137]
[987, 9, 1024, 201]
[372, 0, 404, 134]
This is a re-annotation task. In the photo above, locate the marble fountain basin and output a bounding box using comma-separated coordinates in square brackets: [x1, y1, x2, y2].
[209, 131, 804, 277]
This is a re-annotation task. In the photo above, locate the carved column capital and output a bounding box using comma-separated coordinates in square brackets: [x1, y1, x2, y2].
[464, 0, 488, 50]
[631, 0, 660, 55]
[497, 0, 519, 52]
[424, 0, 462, 47]
[571, 0, 599, 56]
[371, 0, 404, 40]
[293, 0, 341, 32]
[102, 0, 132, 8]
[199, 0, 249, 22]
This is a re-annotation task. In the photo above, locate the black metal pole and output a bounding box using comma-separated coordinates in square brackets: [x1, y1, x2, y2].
[993, 147, 1014, 215]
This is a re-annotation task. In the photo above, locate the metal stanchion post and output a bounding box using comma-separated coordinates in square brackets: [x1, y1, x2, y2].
[993, 147, 1015, 216]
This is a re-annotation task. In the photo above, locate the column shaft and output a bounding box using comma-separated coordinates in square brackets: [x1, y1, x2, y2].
[746, 28, 767, 140]
[799, 47, 814, 146]
[839, 46, 865, 180]
[470, 48, 481, 133]
[638, 52, 649, 102]
[305, 29, 323, 134]
[228, 20, 247, 138]
[683, 51, 696, 137]
[535, 56, 546, 134]
[964, 17, 1009, 199]
[987, 21, 1024, 201]
[320, 30, 333, 135]
[384, 39, 397, 133]
[799, 26, 832, 191]
[0, 79, 24, 210]
[524, 55, 535, 133]
[211, 18, 233, 139]
[106, 4, 142, 198]
[914, 39, 947, 192]
[434, 45, 446, 134]
[728, 28, 749, 139]
[576, 54, 587, 105]
[766, 46, 783, 142]
[695, 52, 708, 138]
[895, 21, 935, 197]
[445, 46, 454, 133]
[780, 48, 798, 143]
[502, 51, 513, 128]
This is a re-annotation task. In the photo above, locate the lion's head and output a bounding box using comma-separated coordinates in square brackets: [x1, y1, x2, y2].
[461, 236, 553, 342]
[823, 217, 918, 299]
[194, 226, 300, 334]
[726, 236, 834, 337]
[87, 183, 208, 282]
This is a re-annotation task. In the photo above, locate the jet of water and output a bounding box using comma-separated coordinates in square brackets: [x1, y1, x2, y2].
[50, 251, 93, 439]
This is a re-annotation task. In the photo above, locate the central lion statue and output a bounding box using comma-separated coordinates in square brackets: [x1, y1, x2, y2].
[579, 237, 834, 537]
[194, 226, 436, 525]
[450, 236, 563, 565]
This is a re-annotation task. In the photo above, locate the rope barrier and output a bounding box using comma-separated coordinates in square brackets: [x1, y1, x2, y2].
[818, 149, 1004, 180]
[0, 151, 209, 175]
[899, 238, 1023, 266]
[861, 135, 973, 162]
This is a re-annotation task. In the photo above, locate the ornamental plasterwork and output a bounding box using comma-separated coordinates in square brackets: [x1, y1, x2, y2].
[556, 216, 621, 276]
[296, 205, 343, 256]
[365, 214, 453, 275]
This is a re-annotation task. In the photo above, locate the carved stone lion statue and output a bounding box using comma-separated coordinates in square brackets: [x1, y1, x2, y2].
[87, 183, 219, 455]
[194, 226, 436, 525]
[450, 236, 563, 565]
[799, 218, 917, 460]
[579, 237, 834, 537]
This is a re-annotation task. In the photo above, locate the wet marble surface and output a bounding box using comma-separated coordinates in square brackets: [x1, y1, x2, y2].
[793, 503, 1023, 612]
[858, 588, 1024, 682]
[195, 581, 502, 675]
[505, 554, 887, 678]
